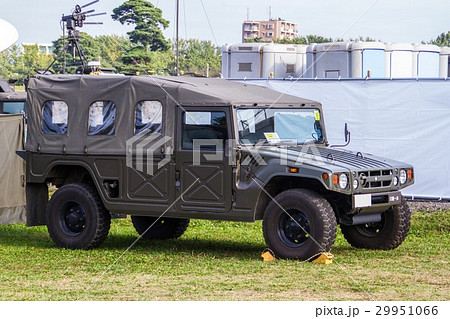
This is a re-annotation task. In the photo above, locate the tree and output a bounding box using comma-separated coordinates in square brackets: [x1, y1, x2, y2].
[348, 36, 379, 42]
[246, 35, 337, 45]
[177, 39, 221, 77]
[0, 44, 53, 82]
[304, 35, 335, 44]
[0, 45, 20, 79]
[20, 44, 53, 73]
[276, 37, 308, 45]
[97, 35, 133, 68]
[112, 0, 169, 51]
[429, 32, 450, 46]
[117, 47, 174, 75]
[245, 37, 265, 43]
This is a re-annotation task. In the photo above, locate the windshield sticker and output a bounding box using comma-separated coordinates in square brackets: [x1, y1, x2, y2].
[314, 110, 320, 121]
[89, 103, 104, 127]
[52, 101, 68, 124]
[264, 132, 281, 144]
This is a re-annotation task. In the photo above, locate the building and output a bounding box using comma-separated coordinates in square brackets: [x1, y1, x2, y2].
[242, 18, 298, 42]
[223, 41, 447, 79]
[21, 42, 55, 55]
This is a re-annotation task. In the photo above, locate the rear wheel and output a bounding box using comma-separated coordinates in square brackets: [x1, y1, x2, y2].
[131, 216, 190, 240]
[340, 198, 411, 250]
[46, 183, 111, 249]
[262, 189, 337, 260]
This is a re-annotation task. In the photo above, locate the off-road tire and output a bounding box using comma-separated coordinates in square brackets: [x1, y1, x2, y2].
[46, 183, 111, 249]
[262, 189, 337, 260]
[131, 216, 190, 240]
[340, 198, 411, 250]
[26, 182, 48, 226]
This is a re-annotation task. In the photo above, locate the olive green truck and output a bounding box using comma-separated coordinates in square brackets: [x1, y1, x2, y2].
[24, 75, 414, 260]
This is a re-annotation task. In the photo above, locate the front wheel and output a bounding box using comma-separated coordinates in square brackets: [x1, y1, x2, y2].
[262, 189, 337, 260]
[340, 198, 411, 250]
[46, 183, 111, 249]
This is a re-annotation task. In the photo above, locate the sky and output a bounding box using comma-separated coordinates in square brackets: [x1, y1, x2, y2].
[0, 0, 449, 47]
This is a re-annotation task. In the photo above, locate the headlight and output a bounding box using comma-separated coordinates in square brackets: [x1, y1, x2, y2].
[353, 179, 359, 189]
[393, 176, 399, 186]
[399, 169, 407, 184]
[339, 173, 348, 189]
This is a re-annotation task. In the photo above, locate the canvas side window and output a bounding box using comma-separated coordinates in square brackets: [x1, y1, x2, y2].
[135, 100, 163, 135]
[182, 111, 228, 150]
[88, 101, 116, 136]
[42, 101, 68, 135]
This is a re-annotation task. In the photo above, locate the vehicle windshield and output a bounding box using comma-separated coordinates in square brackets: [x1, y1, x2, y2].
[237, 108, 324, 145]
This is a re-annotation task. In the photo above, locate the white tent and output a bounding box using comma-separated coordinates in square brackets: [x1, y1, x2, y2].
[244, 79, 450, 200]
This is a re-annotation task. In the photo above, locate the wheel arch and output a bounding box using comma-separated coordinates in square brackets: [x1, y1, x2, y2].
[45, 163, 112, 210]
[44, 163, 95, 187]
[253, 175, 328, 220]
[26, 162, 104, 227]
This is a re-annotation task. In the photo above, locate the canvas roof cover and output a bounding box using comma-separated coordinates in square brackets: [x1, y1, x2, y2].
[26, 75, 319, 155]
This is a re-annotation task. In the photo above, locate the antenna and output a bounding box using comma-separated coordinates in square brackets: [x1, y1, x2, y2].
[45, 0, 106, 74]
[82, 0, 100, 8]
[247, 7, 249, 21]
[269, 6, 272, 20]
[176, 0, 180, 76]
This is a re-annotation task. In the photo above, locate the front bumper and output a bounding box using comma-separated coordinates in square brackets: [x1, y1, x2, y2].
[352, 190, 402, 213]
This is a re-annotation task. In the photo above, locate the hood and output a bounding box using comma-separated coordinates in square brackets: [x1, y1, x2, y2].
[257, 145, 409, 172]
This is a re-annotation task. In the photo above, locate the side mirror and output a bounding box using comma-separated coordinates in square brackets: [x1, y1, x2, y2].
[344, 123, 350, 143]
[331, 123, 351, 148]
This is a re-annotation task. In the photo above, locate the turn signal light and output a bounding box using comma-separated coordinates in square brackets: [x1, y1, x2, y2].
[322, 173, 329, 180]
[333, 174, 339, 185]
[288, 167, 299, 173]
[407, 169, 413, 179]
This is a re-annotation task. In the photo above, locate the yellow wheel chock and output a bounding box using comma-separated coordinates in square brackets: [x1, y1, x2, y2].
[312, 252, 334, 264]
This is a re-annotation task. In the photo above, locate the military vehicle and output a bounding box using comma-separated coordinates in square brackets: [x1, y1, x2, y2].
[0, 78, 26, 115]
[24, 75, 414, 260]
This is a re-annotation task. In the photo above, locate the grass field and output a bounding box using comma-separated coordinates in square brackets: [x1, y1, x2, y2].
[0, 209, 448, 301]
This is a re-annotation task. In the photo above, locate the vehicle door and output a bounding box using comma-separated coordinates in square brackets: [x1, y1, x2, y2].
[175, 106, 233, 213]
[125, 100, 172, 209]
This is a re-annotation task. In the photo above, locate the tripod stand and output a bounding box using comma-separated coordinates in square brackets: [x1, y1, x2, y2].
[45, 28, 88, 74]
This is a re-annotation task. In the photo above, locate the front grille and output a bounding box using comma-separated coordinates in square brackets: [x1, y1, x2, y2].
[359, 169, 392, 189]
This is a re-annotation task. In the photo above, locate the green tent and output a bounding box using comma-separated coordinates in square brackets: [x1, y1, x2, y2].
[0, 114, 26, 224]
